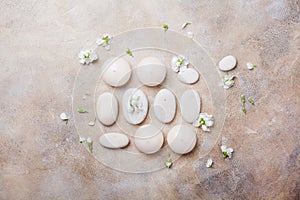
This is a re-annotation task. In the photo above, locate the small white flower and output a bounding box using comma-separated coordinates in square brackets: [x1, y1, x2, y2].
[193, 113, 214, 132]
[206, 158, 213, 168]
[60, 112, 68, 120]
[60, 112, 69, 124]
[187, 31, 194, 39]
[128, 95, 143, 113]
[78, 50, 98, 64]
[96, 33, 112, 50]
[171, 55, 189, 73]
[79, 136, 86, 143]
[246, 62, 256, 70]
[223, 75, 235, 89]
[221, 145, 234, 158]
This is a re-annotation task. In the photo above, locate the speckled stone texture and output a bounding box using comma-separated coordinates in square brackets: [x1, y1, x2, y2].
[0, 0, 299, 199]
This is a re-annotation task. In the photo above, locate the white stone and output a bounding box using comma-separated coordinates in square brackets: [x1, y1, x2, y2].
[134, 124, 164, 154]
[136, 57, 166, 86]
[99, 133, 129, 149]
[218, 55, 237, 71]
[153, 89, 176, 123]
[167, 125, 197, 154]
[180, 89, 201, 123]
[177, 68, 199, 84]
[122, 88, 148, 125]
[103, 58, 131, 87]
[96, 92, 118, 126]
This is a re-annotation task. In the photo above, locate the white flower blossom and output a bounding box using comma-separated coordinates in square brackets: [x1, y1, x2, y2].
[221, 145, 234, 158]
[60, 112, 68, 120]
[246, 62, 256, 70]
[79, 136, 86, 143]
[187, 31, 194, 39]
[78, 50, 97, 64]
[96, 33, 112, 50]
[206, 158, 213, 168]
[171, 55, 189, 73]
[128, 95, 143, 113]
[193, 113, 214, 132]
[60, 112, 69, 124]
[223, 75, 235, 89]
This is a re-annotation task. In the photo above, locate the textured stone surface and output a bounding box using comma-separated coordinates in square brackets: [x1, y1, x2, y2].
[0, 0, 299, 199]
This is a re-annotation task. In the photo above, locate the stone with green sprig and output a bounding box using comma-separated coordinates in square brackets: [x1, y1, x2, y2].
[127, 95, 143, 113]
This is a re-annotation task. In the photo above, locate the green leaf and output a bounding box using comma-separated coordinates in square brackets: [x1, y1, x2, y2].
[247, 97, 255, 105]
[165, 156, 172, 168]
[200, 118, 206, 126]
[163, 24, 168, 32]
[126, 48, 133, 57]
[242, 106, 247, 114]
[84, 52, 91, 59]
[77, 108, 88, 113]
[223, 151, 228, 158]
[88, 141, 93, 153]
[240, 94, 245, 104]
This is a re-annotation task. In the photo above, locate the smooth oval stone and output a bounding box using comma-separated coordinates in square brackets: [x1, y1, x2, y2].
[96, 92, 118, 126]
[103, 58, 131, 87]
[122, 88, 148, 125]
[167, 125, 197, 154]
[180, 89, 201, 123]
[218, 55, 237, 71]
[99, 133, 129, 149]
[134, 124, 164, 154]
[136, 57, 167, 86]
[153, 89, 176, 123]
[178, 68, 199, 84]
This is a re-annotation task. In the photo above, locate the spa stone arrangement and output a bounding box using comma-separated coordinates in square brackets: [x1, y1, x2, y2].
[72, 28, 227, 173]
[97, 54, 201, 155]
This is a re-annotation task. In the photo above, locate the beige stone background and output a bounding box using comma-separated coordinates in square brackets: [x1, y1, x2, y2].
[0, 0, 299, 199]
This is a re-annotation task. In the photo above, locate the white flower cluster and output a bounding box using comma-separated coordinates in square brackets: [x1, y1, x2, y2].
[193, 113, 214, 132]
[96, 33, 112, 50]
[171, 55, 189, 73]
[78, 50, 98, 65]
[223, 75, 235, 89]
[221, 145, 234, 158]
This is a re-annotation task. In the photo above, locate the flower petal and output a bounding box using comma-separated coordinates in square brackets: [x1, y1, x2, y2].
[193, 120, 200, 127]
[221, 145, 227, 152]
[202, 125, 210, 132]
[205, 120, 214, 127]
[180, 64, 188, 72]
[206, 158, 213, 168]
